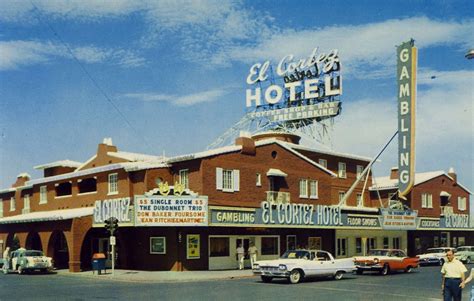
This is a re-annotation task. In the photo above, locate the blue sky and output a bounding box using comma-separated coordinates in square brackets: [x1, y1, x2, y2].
[0, 1, 473, 208]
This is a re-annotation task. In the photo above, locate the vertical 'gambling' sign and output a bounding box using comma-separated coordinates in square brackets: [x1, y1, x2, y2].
[397, 40, 417, 198]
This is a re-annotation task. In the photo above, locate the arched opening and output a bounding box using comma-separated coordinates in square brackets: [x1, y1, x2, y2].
[80, 228, 127, 271]
[25, 232, 42, 251]
[48, 231, 69, 269]
[6, 233, 20, 251]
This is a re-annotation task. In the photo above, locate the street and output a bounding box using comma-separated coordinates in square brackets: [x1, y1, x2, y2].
[0, 264, 473, 301]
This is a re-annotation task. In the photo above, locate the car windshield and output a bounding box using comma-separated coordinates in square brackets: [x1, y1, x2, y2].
[427, 248, 445, 253]
[25, 251, 44, 257]
[281, 250, 310, 259]
[368, 250, 390, 256]
[456, 247, 469, 252]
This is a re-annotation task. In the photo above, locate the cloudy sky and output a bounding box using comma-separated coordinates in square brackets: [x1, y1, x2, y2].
[1, 1, 472, 205]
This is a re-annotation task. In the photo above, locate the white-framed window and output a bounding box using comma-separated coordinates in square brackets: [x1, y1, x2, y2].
[39, 185, 48, 204]
[23, 194, 30, 210]
[216, 168, 239, 192]
[356, 193, 363, 207]
[108, 173, 118, 195]
[338, 162, 346, 178]
[421, 193, 433, 208]
[338, 191, 345, 203]
[179, 169, 189, 189]
[356, 165, 364, 179]
[336, 238, 348, 257]
[256, 173, 261, 187]
[0, 198, 3, 217]
[393, 237, 401, 249]
[10, 197, 15, 211]
[309, 180, 318, 199]
[458, 196, 467, 211]
[318, 159, 327, 168]
[299, 179, 308, 198]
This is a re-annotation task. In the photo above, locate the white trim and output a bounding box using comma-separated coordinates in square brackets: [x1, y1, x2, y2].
[150, 237, 166, 254]
[77, 191, 98, 196]
[0, 207, 94, 224]
[34, 160, 82, 170]
[75, 155, 97, 171]
[266, 168, 288, 177]
[55, 195, 72, 199]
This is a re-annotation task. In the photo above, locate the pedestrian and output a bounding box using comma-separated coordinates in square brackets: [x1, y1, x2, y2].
[236, 243, 245, 270]
[248, 242, 258, 268]
[2, 247, 10, 274]
[441, 249, 467, 301]
[459, 267, 474, 301]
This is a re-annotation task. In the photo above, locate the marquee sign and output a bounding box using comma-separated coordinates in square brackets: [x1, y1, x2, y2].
[397, 40, 417, 198]
[380, 208, 417, 230]
[245, 47, 342, 122]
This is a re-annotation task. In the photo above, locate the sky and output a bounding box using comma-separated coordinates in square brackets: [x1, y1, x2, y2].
[0, 1, 473, 211]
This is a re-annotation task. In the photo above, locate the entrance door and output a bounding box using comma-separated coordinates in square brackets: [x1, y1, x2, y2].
[236, 237, 252, 268]
[440, 232, 450, 247]
[98, 238, 111, 268]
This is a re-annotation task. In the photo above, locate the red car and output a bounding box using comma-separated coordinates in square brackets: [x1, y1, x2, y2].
[354, 249, 419, 275]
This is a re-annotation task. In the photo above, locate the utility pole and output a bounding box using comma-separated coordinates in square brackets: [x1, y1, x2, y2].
[104, 217, 119, 276]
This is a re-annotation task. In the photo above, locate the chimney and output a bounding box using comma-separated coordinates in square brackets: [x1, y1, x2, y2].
[12, 173, 31, 188]
[235, 132, 256, 155]
[97, 137, 118, 156]
[448, 167, 457, 183]
[390, 167, 398, 180]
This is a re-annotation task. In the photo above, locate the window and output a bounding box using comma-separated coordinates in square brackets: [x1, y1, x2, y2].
[78, 178, 97, 194]
[309, 180, 318, 199]
[393, 237, 401, 249]
[23, 194, 30, 210]
[338, 191, 346, 203]
[261, 237, 279, 255]
[299, 179, 308, 198]
[0, 198, 3, 217]
[179, 169, 189, 189]
[256, 173, 261, 187]
[216, 168, 240, 192]
[308, 237, 322, 249]
[383, 237, 389, 249]
[209, 237, 229, 257]
[150, 237, 166, 254]
[10, 197, 15, 211]
[421, 193, 433, 208]
[356, 238, 362, 254]
[356, 165, 364, 179]
[366, 238, 377, 253]
[318, 159, 327, 168]
[338, 162, 346, 178]
[356, 193, 363, 207]
[336, 238, 347, 257]
[39, 185, 48, 204]
[458, 197, 467, 211]
[55, 182, 72, 197]
[286, 235, 296, 251]
[458, 237, 465, 246]
[108, 173, 118, 194]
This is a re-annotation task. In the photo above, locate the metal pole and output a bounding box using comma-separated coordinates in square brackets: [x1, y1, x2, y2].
[111, 241, 115, 276]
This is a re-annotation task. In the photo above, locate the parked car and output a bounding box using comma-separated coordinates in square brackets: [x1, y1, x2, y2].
[455, 246, 474, 264]
[252, 249, 355, 284]
[417, 247, 456, 266]
[8, 248, 54, 274]
[354, 249, 419, 275]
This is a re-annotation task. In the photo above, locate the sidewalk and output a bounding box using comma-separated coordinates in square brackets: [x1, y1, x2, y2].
[56, 268, 256, 283]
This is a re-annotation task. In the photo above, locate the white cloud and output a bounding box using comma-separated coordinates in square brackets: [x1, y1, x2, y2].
[121, 88, 230, 106]
[0, 40, 145, 70]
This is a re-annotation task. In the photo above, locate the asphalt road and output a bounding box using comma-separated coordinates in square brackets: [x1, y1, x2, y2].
[0, 264, 473, 301]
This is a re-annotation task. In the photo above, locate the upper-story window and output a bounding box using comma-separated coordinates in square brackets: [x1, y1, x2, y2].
[0, 198, 3, 217]
[458, 196, 467, 211]
[78, 177, 97, 194]
[299, 179, 308, 198]
[10, 197, 16, 211]
[338, 191, 346, 203]
[309, 180, 318, 199]
[108, 173, 118, 195]
[55, 182, 72, 197]
[256, 173, 261, 187]
[216, 168, 240, 192]
[39, 185, 48, 204]
[356, 165, 364, 179]
[23, 194, 30, 211]
[318, 159, 327, 169]
[338, 162, 346, 178]
[179, 169, 189, 189]
[356, 193, 363, 207]
[421, 193, 433, 208]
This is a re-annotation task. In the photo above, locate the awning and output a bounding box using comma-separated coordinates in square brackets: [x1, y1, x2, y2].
[0, 207, 94, 224]
[266, 168, 288, 177]
[440, 191, 451, 198]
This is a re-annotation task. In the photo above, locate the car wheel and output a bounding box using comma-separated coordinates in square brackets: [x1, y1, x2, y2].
[289, 270, 303, 284]
[380, 264, 390, 276]
[40, 268, 47, 274]
[405, 266, 413, 273]
[439, 259, 444, 266]
[334, 271, 344, 280]
[261, 276, 273, 283]
[17, 266, 23, 275]
[356, 269, 363, 275]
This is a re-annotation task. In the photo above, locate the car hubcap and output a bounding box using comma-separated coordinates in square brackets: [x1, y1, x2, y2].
[291, 271, 300, 283]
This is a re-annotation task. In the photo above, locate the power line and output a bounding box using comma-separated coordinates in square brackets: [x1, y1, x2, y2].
[28, 1, 155, 153]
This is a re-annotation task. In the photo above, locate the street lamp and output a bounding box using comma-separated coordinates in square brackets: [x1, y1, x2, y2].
[466, 49, 474, 59]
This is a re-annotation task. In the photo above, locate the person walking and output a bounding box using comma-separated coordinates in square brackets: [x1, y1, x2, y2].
[236, 243, 245, 270]
[248, 242, 258, 268]
[460, 267, 474, 301]
[2, 247, 10, 274]
[441, 249, 467, 301]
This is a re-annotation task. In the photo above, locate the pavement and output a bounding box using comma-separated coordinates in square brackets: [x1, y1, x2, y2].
[56, 268, 256, 283]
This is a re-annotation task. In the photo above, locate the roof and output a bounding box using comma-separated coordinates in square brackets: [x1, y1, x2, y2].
[267, 168, 288, 177]
[0, 187, 16, 195]
[107, 151, 165, 163]
[0, 207, 94, 224]
[284, 142, 372, 162]
[34, 160, 83, 170]
[370, 171, 473, 194]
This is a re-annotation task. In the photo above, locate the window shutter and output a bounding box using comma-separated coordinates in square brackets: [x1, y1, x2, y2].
[233, 169, 240, 192]
[216, 168, 223, 190]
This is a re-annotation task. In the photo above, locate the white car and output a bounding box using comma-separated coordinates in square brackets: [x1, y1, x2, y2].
[8, 248, 54, 274]
[455, 246, 474, 264]
[416, 247, 456, 266]
[252, 249, 355, 284]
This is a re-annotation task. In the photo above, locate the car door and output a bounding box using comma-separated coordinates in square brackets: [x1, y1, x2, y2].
[316, 251, 333, 276]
